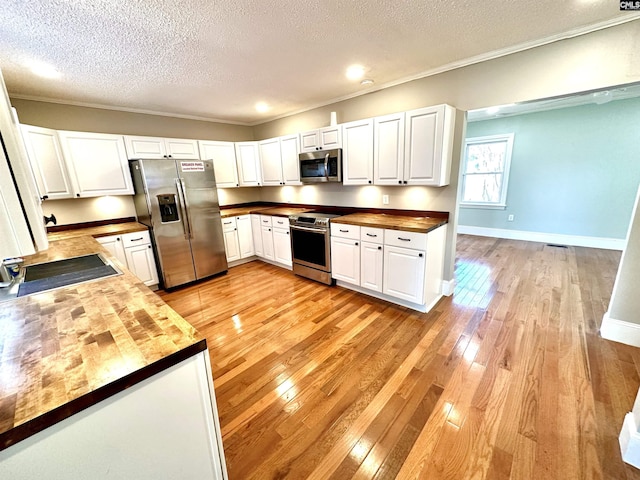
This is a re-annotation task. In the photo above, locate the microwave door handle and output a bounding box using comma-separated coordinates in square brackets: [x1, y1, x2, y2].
[324, 153, 330, 180]
[175, 178, 191, 239]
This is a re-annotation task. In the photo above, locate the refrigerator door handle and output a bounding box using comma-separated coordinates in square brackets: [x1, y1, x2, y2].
[179, 178, 194, 239]
[175, 178, 191, 239]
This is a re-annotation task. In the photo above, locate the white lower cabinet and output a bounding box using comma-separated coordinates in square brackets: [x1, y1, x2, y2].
[222, 215, 254, 264]
[383, 245, 426, 304]
[273, 226, 292, 266]
[330, 222, 447, 313]
[330, 236, 360, 285]
[222, 217, 241, 262]
[251, 214, 264, 257]
[261, 225, 275, 260]
[360, 241, 383, 293]
[237, 215, 254, 258]
[97, 230, 158, 287]
[0, 351, 227, 480]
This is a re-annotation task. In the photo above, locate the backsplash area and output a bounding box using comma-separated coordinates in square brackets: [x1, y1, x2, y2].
[42, 197, 136, 226]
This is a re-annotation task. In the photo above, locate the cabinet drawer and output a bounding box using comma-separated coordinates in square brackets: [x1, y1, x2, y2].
[360, 227, 383, 244]
[122, 230, 151, 248]
[331, 223, 360, 240]
[260, 215, 272, 227]
[272, 216, 289, 229]
[384, 229, 427, 250]
[221, 217, 237, 231]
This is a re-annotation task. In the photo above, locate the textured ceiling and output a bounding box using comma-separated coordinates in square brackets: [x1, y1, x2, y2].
[0, 0, 637, 125]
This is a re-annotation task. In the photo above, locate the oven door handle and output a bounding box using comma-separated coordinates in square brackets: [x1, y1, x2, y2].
[290, 225, 328, 234]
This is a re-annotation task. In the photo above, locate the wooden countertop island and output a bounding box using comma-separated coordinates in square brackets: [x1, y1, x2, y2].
[0, 226, 208, 453]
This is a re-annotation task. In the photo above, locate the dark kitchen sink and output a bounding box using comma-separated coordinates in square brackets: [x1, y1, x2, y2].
[0, 253, 122, 302]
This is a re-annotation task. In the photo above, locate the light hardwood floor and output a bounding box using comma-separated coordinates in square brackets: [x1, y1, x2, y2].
[160, 234, 640, 479]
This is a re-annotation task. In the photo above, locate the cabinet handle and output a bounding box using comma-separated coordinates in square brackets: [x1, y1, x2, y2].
[398, 237, 411, 242]
[398, 180, 402, 185]
[403, 180, 408, 184]
[148, 245, 151, 249]
[419, 253, 423, 257]
[366, 233, 377, 237]
[368, 180, 372, 184]
[378, 246, 382, 250]
[116, 238, 121, 241]
[130, 237, 144, 241]
[41, 195, 49, 201]
[355, 242, 358, 246]
[339, 229, 349, 233]
[76, 193, 80, 197]
[224, 221, 232, 225]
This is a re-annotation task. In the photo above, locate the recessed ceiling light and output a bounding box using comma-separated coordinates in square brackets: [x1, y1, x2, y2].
[346, 65, 365, 81]
[255, 102, 269, 113]
[29, 61, 61, 79]
[360, 79, 374, 86]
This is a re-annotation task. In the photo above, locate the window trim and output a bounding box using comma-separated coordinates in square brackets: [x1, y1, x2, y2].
[460, 133, 514, 209]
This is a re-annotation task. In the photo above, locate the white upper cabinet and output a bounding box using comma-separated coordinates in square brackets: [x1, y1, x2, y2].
[258, 137, 284, 186]
[235, 142, 262, 187]
[258, 135, 301, 186]
[21, 125, 73, 200]
[374, 113, 405, 186]
[57, 131, 133, 197]
[124, 135, 200, 160]
[280, 134, 301, 185]
[404, 105, 455, 186]
[299, 125, 342, 152]
[199, 140, 239, 188]
[342, 119, 374, 186]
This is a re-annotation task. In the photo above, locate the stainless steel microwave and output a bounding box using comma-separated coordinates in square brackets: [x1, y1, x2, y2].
[299, 149, 342, 183]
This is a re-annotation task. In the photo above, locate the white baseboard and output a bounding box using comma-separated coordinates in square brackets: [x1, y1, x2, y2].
[457, 225, 625, 251]
[620, 412, 640, 469]
[441, 279, 455, 296]
[600, 312, 640, 348]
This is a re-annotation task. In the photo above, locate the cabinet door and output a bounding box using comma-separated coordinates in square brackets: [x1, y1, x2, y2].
[330, 236, 360, 285]
[251, 215, 264, 257]
[164, 138, 200, 160]
[319, 126, 342, 149]
[404, 105, 455, 186]
[97, 235, 127, 266]
[59, 131, 133, 197]
[273, 227, 292, 266]
[21, 125, 74, 200]
[235, 142, 262, 186]
[123, 135, 166, 159]
[261, 226, 275, 260]
[342, 119, 373, 185]
[280, 134, 300, 185]
[383, 245, 425, 304]
[361, 241, 383, 292]
[236, 215, 255, 258]
[222, 228, 241, 262]
[374, 113, 405, 186]
[258, 137, 283, 186]
[199, 141, 239, 188]
[299, 130, 320, 153]
[125, 243, 159, 286]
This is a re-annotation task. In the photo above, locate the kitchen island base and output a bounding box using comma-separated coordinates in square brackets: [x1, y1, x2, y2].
[0, 351, 227, 480]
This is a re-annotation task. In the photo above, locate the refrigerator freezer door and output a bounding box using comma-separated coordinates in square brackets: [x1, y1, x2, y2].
[178, 160, 228, 279]
[138, 159, 197, 288]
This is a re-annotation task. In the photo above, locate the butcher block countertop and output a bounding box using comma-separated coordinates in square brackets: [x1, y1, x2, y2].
[0, 225, 205, 451]
[220, 206, 311, 218]
[331, 213, 448, 234]
[46, 221, 148, 241]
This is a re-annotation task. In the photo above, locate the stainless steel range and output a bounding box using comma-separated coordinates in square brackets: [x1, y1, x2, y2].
[289, 212, 341, 285]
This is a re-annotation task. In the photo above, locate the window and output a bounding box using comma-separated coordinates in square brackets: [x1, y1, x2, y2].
[461, 133, 514, 208]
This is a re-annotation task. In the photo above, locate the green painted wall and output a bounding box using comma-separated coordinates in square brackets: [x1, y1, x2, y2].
[459, 97, 640, 239]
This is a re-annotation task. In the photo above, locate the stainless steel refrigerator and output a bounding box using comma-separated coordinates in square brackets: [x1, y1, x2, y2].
[129, 158, 227, 288]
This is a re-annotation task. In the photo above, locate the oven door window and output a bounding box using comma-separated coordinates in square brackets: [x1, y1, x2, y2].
[291, 228, 328, 268]
[300, 159, 326, 178]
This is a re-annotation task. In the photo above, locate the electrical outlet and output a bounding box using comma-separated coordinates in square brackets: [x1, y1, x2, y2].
[382, 194, 389, 205]
[508, 214, 514, 222]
